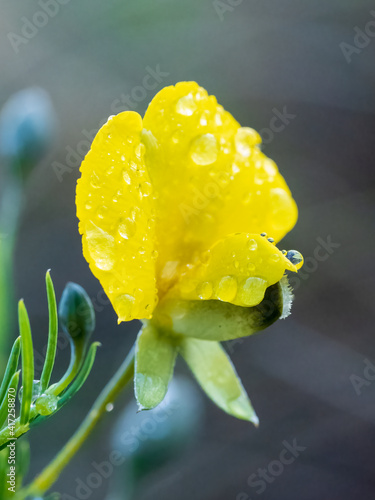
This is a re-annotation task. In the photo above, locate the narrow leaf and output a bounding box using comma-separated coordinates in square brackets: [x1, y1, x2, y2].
[0, 336, 21, 404]
[135, 322, 177, 410]
[0, 370, 20, 429]
[180, 339, 258, 425]
[40, 271, 58, 392]
[19, 300, 34, 425]
[54, 342, 101, 409]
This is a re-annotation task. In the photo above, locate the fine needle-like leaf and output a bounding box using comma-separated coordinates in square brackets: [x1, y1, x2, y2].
[0, 370, 20, 429]
[19, 300, 34, 425]
[40, 271, 58, 393]
[53, 342, 101, 409]
[0, 336, 21, 405]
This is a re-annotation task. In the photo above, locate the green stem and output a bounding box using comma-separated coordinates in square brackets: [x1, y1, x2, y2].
[19, 345, 135, 498]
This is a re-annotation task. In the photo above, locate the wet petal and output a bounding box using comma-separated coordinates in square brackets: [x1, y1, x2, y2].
[142, 82, 298, 289]
[76, 112, 157, 321]
[170, 233, 299, 307]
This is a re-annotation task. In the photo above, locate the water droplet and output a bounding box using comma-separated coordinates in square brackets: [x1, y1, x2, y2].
[35, 393, 59, 416]
[86, 222, 115, 271]
[199, 113, 208, 126]
[269, 253, 280, 263]
[282, 250, 287, 255]
[96, 206, 108, 220]
[267, 237, 274, 243]
[105, 403, 114, 412]
[248, 262, 255, 272]
[85, 203, 93, 210]
[190, 134, 218, 165]
[140, 181, 152, 197]
[118, 218, 136, 239]
[122, 170, 131, 185]
[286, 250, 304, 268]
[247, 239, 257, 251]
[90, 172, 101, 189]
[196, 281, 213, 300]
[139, 247, 146, 255]
[235, 127, 261, 157]
[216, 276, 237, 302]
[135, 143, 145, 158]
[240, 277, 267, 306]
[115, 294, 135, 320]
[175, 94, 197, 116]
[260, 232, 267, 237]
[19, 379, 41, 404]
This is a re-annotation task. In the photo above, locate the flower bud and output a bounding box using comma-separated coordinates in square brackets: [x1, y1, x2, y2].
[0, 87, 57, 178]
[58, 282, 95, 344]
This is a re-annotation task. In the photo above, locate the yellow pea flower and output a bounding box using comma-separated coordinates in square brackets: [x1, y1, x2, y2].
[76, 82, 303, 423]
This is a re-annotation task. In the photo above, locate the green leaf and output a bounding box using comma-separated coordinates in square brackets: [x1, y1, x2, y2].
[53, 342, 101, 410]
[135, 322, 177, 410]
[40, 271, 58, 393]
[0, 336, 21, 405]
[156, 281, 284, 341]
[0, 370, 20, 429]
[19, 300, 34, 425]
[180, 339, 258, 425]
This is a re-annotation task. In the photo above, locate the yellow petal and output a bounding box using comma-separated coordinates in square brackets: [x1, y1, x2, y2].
[169, 233, 300, 307]
[76, 112, 157, 321]
[142, 82, 298, 291]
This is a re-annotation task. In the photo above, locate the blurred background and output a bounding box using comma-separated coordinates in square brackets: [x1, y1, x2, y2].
[1, 0, 375, 498]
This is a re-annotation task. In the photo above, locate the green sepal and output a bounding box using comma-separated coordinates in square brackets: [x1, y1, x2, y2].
[180, 339, 258, 425]
[157, 280, 289, 341]
[135, 322, 177, 410]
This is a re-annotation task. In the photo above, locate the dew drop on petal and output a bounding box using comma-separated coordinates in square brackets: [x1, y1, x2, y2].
[216, 276, 237, 302]
[196, 281, 213, 300]
[286, 250, 304, 268]
[247, 239, 257, 251]
[190, 134, 218, 166]
[118, 218, 136, 239]
[115, 294, 135, 320]
[140, 181, 152, 197]
[269, 253, 280, 263]
[240, 277, 267, 306]
[235, 127, 261, 157]
[175, 94, 197, 116]
[86, 222, 115, 271]
[122, 170, 131, 185]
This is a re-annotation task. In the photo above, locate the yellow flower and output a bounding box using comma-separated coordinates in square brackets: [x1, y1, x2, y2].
[76, 82, 303, 422]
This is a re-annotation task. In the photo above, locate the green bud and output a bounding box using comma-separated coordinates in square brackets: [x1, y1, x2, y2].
[58, 282, 95, 343]
[0, 87, 57, 179]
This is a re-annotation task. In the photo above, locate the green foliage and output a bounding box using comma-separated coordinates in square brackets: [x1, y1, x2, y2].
[0, 271, 100, 454]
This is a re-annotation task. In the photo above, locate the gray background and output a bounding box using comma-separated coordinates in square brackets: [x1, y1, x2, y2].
[1, 0, 375, 498]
